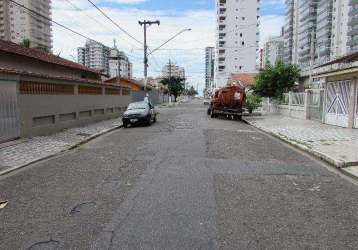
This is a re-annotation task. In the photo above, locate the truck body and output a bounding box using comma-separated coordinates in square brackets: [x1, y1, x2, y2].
[209, 84, 246, 120]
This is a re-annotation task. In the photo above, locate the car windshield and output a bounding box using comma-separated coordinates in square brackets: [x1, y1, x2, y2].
[127, 102, 148, 110]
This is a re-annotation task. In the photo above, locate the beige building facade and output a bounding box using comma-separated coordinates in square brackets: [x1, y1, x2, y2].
[0, 0, 52, 50]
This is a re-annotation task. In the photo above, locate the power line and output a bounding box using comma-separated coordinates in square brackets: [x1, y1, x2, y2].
[9, 0, 95, 43]
[64, 0, 141, 50]
[86, 0, 142, 45]
[9, 0, 145, 64]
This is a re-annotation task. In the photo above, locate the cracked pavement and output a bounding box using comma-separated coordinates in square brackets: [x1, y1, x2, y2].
[0, 101, 357, 249]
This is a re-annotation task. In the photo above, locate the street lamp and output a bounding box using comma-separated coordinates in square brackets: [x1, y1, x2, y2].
[140, 27, 191, 102]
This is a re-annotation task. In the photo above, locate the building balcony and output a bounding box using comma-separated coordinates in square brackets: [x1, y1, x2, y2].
[219, 0, 226, 7]
[348, 27, 358, 37]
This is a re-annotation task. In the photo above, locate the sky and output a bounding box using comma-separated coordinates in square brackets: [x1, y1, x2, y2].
[52, 0, 285, 95]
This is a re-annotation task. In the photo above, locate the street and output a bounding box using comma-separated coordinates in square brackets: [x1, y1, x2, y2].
[1, 101, 357, 250]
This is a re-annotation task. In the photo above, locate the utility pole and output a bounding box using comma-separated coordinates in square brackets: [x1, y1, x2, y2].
[168, 59, 172, 103]
[309, 29, 316, 88]
[169, 59, 172, 78]
[139, 20, 160, 94]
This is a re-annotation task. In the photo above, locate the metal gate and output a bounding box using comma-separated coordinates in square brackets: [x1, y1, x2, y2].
[325, 80, 351, 128]
[0, 80, 20, 142]
[308, 89, 324, 121]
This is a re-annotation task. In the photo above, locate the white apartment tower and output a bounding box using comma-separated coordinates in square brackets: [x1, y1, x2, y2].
[162, 62, 185, 79]
[78, 40, 110, 75]
[283, 0, 300, 65]
[0, 0, 10, 41]
[215, 0, 260, 87]
[263, 35, 284, 68]
[347, 0, 358, 53]
[0, 0, 52, 50]
[316, 0, 350, 65]
[205, 47, 215, 95]
[108, 47, 133, 79]
[284, 0, 351, 69]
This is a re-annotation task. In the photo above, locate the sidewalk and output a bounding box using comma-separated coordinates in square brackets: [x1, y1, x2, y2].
[0, 118, 123, 175]
[244, 115, 358, 178]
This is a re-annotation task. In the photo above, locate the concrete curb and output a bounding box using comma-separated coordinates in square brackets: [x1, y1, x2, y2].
[0, 124, 122, 176]
[244, 118, 358, 176]
[341, 166, 358, 180]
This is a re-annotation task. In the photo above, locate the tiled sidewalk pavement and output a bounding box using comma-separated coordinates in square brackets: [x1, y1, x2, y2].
[0, 118, 123, 175]
[244, 115, 358, 177]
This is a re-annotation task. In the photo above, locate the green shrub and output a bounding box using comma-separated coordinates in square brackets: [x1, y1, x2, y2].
[246, 93, 262, 113]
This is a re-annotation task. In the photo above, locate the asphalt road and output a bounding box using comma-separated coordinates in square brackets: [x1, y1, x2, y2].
[0, 101, 357, 250]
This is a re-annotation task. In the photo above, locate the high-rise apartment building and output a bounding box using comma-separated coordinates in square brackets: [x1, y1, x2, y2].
[347, 0, 358, 53]
[0, 1, 10, 41]
[215, 0, 260, 87]
[263, 35, 284, 68]
[162, 62, 185, 79]
[283, 0, 300, 65]
[78, 40, 132, 77]
[297, 0, 319, 70]
[284, 0, 351, 69]
[205, 47, 215, 95]
[108, 47, 133, 79]
[78, 40, 110, 75]
[316, 0, 350, 65]
[0, 0, 52, 50]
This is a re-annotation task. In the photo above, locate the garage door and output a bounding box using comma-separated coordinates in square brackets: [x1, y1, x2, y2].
[0, 80, 20, 142]
[325, 80, 351, 128]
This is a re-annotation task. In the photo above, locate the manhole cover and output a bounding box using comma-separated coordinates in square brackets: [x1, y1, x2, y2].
[70, 201, 96, 215]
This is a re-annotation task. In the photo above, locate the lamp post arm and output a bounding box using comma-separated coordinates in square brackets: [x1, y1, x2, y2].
[148, 29, 191, 56]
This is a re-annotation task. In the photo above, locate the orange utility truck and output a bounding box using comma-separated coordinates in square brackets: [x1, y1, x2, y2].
[208, 84, 246, 120]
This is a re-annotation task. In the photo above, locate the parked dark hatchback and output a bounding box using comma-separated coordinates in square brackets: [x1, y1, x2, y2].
[122, 101, 157, 128]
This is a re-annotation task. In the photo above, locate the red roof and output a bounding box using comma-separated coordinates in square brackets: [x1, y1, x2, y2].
[231, 73, 257, 86]
[0, 67, 126, 87]
[0, 39, 101, 75]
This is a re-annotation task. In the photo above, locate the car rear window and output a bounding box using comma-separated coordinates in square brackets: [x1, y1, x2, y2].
[128, 102, 148, 110]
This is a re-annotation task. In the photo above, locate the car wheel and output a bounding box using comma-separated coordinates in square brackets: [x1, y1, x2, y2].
[146, 116, 152, 126]
[153, 115, 157, 123]
[123, 122, 128, 128]
[210, 108, 216, 118]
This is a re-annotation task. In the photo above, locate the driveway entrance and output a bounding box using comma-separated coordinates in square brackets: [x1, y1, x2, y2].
[325, 80, 352, 128]
[0, 80, 20, 142]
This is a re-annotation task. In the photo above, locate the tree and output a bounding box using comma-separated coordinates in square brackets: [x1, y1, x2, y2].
[160, 76, 185, 102]
[186, 86, 198, 96]
[251, 61, 300, 99]
[20, 39, 31, 48]
[245, 93, 262, 114]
